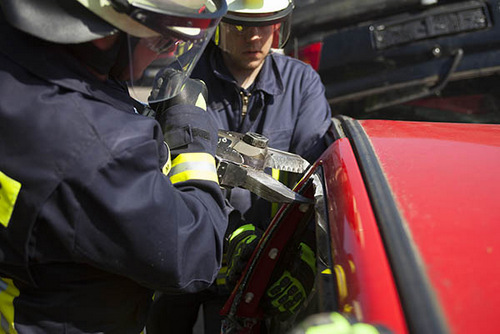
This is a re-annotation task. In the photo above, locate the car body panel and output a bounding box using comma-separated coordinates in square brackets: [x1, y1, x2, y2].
[322, 138, 408, 333]
[359, 119, 500, 333]
[221, 118, 500, 333]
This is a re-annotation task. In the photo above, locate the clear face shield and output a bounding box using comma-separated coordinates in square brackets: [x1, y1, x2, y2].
[221, 2, 293, 49]
[122, 0, 226, 103]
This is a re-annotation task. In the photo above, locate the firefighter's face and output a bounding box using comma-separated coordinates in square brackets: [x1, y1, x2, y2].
[219, 22, 279, 71]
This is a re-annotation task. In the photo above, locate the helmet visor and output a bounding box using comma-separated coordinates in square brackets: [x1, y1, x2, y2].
[220, 1, 293, 49]
[142, 26, 214, 103]
[126, 0, 227, 103]
[129, 0, 226, 39]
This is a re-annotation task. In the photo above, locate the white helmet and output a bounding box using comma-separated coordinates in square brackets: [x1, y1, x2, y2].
[1, 0, 226, 44]
[226, 0, 291, 15]
[1, 0, 227, 101]
[222, 0, 294, 48]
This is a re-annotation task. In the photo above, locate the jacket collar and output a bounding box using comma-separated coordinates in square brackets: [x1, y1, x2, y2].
[209, 45, 284, 96]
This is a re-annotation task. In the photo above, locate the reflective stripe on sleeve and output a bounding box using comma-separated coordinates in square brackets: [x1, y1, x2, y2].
[0, 278, 19, 334]
[169, 153, 218, 184]
[0, 171, 21, 228]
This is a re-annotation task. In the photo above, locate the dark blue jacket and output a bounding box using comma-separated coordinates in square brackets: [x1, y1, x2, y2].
[192, 43, 332, 227]
[0, 14, 227, 334]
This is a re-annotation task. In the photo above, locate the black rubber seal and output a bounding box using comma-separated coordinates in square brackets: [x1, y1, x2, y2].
[337, 115, 449, 334]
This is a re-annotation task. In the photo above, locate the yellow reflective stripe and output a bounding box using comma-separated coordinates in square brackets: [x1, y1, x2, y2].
[0, 172, 21, 228]
[169, 153, 218, 184]
[271, 168, 280, 217]
[170, 170, 218, 184]
[0, 278, 18, 334]
[171, 152, 215, 167]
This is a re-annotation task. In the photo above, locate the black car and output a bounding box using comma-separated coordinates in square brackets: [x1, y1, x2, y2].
[285, 0, 500, 123]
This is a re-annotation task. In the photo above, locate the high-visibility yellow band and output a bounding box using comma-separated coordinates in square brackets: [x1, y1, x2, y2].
[171, 152, 216, 167]
[0, 171, 21, 228]
[170, 161, 216, 176]
[169, 153, 218, 184]
[170, 170, 218, 184]
[0, 277, 19, 334]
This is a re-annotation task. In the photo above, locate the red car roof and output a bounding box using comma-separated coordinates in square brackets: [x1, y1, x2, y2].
[360, 120, 500, 334]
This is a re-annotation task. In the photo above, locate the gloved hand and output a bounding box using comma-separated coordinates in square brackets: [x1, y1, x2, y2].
[225, 223, 263, 289]
[148, 67, 208, 114]
[146, 68, 216, 155]
[263, 242, 316, 320]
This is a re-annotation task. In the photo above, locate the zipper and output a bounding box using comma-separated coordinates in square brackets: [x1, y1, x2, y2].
[240, 90, 251, 120]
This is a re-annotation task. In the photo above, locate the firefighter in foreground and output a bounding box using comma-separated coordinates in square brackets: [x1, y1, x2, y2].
[0, 0, 229, 333]
[146, 0, 331, 332]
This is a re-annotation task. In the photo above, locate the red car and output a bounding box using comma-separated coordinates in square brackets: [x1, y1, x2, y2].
[221, 117, 500, 334]
[220, 0, 500, 332]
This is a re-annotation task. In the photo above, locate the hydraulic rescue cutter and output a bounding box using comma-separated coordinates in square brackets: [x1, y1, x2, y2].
[216, 130, 321, 333]
[216, 130, 312, 204]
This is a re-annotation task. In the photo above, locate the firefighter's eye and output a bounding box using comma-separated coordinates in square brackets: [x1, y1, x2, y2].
[143, 36, 178, 54]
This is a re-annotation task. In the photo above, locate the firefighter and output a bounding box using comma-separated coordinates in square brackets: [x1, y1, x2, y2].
[146, 0, 332, 332]
[194, 0, 332, 229]
[0, 0, 229, 333]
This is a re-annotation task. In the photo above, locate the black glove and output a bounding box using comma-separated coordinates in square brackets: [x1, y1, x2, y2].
[148, 67, 208, 114]
[225, 223, 263, 289]
[263, 242, 316, 320]
[146, 68, 216, 155]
